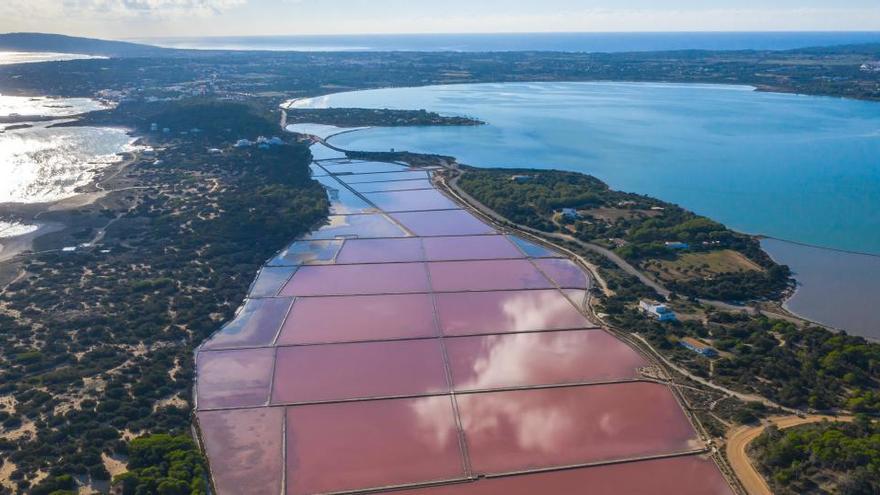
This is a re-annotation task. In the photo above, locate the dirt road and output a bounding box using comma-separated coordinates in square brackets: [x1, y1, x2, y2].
[725, 415, 853, 495]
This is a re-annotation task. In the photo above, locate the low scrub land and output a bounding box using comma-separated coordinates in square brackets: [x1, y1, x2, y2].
[456, 166, 880, 418]
[0, 102, 327, 493]
[457, 167, 790, 301]
[285, 108, 484, 127]
[750, 419, 880, 495]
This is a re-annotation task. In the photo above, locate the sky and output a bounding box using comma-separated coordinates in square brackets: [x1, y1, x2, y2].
[0, 0, 879, 39]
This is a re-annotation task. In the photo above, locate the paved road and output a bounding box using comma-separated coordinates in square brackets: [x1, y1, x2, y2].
[726, 415, 854, 495]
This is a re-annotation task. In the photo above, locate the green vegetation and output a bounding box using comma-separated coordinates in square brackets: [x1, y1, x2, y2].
[0, 101, 327, 492]
[751, 418, 880, 495]
[457, 167, 790, 301]
[286, 108, 484, 127]
[612, 309, 880, 414]
[60, 100, 281, 141]
[454, 166, 880, 416]
[1, 44, 880, 104]
[114, 435, 206, 495]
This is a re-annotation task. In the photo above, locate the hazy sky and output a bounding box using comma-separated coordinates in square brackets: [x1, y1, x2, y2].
[1, 0, 879, 39]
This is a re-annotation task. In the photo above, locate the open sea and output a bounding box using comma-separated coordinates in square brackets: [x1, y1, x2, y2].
[139, 32, 880, 53]
[297, 82, 880, 339]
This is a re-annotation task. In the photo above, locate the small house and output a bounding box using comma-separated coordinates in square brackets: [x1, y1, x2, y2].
[510, 175, 533, 184]
[560, 208, 581, 221]
[664, 241, 690, 250]
[680, 337, 718, 358]
[639, 300, 677, 322]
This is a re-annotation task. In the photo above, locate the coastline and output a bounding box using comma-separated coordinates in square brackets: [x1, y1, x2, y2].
[313, 127, 874, 341]
[304, 82, 880, 341]
[0, 148, 139, 266]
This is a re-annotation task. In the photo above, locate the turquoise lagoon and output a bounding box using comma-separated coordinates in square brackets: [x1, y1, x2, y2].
[301, 82, 880, 338]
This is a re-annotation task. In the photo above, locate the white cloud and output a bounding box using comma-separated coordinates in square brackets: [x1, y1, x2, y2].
[1, 0, 247, 21]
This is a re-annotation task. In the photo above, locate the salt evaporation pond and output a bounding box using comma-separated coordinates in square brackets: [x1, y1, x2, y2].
[194, 151, 734, 494]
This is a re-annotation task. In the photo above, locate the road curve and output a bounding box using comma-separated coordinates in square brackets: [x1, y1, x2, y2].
[725, 415, 854, 495]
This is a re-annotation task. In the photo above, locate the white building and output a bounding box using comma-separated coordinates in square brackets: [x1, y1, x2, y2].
[664, 241, 690, 250]
[560, 208, 581, 220]
[639, 300, 677, 322]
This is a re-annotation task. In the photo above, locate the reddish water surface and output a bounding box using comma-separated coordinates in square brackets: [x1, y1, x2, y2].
[336, 237, 425, 264]
[201, 298, 293, 350]
[276, 293, 438, 344]
[422, 235, 522, 261]
[286, 397, 466, 494]
[365, 189, 460, 212]
[435, 289, 593, 336]
[197, 158, 730, 495]
[390, 210, 494, 237]
[445, 330, 646, 391]
[534, 258, 590, 289]
[306, 214, 409, 239]
[272, 340, 448, 404]
[281, 262, 430, 296]
[456, 383, 699, 474]
[353, 179, 434, 193]
[389, 455, 734, 495]
[196, 348, 275, 409]
[198, 408, 284, 495]
[428, 260, 554, 292]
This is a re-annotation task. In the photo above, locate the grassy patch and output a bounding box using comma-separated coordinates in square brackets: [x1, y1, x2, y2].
[645, 250, 763, 283]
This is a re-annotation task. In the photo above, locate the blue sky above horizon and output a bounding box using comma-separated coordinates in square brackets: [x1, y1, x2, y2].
[1, 1, 879, 39]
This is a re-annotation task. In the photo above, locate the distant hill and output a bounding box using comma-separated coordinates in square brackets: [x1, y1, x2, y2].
[0, 32, 172, 57]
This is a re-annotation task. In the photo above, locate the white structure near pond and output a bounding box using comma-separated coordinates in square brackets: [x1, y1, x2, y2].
[639, 300, 677, 321]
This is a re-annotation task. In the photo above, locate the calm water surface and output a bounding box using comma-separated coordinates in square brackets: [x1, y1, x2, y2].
[306, 82, 880, 338]
[141, 32, 880, 52]
[763, 239, 880, 340]
[0, 95, 133, 205]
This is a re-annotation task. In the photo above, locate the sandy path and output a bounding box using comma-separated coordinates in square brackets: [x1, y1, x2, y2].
[725, 415, 853, 495]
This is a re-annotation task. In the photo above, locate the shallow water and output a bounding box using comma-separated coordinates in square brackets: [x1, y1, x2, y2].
[306, 82, 880, 338]
[0, 123, 133, 204]
[0, 95, 132, 205]
[0, 52, 104, 65]
[762, 239, 880, 340]
[314, 82, 880, 255]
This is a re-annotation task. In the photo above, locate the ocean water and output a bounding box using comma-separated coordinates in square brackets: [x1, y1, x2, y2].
[0, 52, 104, 65]
[141, 32, 880, 53]
[0, 95, 133, 216]
[0, 94, 107, 118]
[0, 123, 133, 204]
[299, 82, 880, 338]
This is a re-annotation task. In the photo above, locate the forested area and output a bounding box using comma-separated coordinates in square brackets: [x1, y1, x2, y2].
[457, 167, 791, 301]
[0, 102, 327, 493]
[751, 419, 880, 495]
[610, 309, 880, 414]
